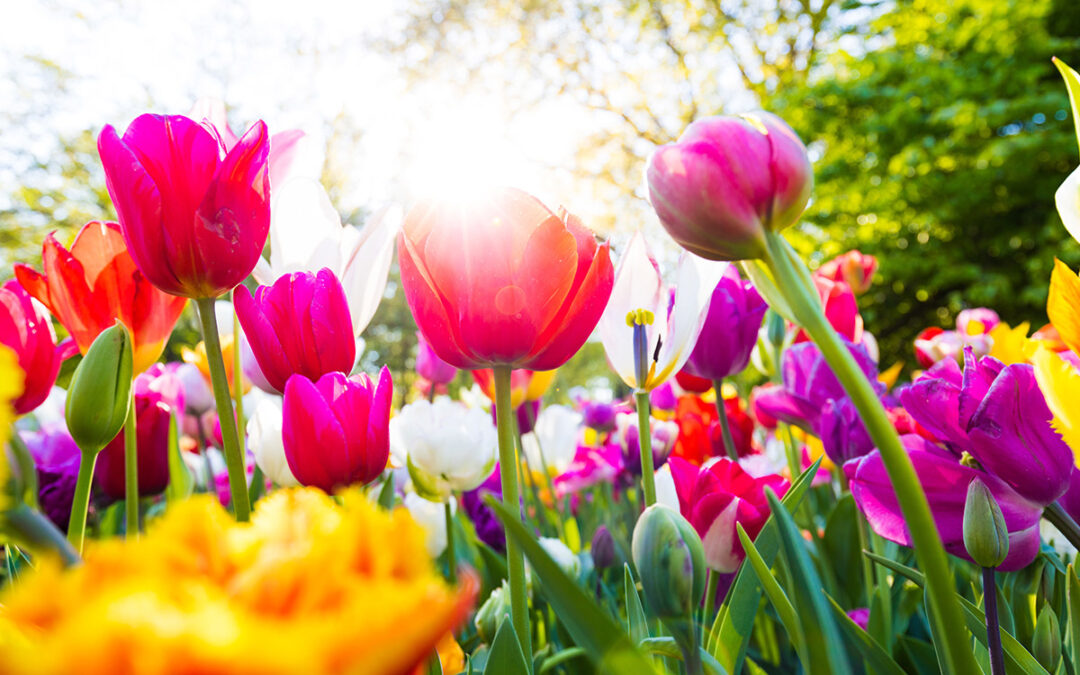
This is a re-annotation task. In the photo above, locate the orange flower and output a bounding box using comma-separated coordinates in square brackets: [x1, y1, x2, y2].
[15, 221, 187, 373]
[471, 368, 556, 409]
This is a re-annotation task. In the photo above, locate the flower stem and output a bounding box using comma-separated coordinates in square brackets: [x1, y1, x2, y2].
[702, 568, 719, 635]
[195, 297, 251, 522]
[982, 566, 1006, 675]
[7, 505, 79, 566]
[712, 379, 739, 461]
[762, 230, 978, 673]
[1043, 502, 1080, 551]
[231, 295, 245, 432]
[635, 391, 656, 507]
[444, 499, 457, 584]
[495, 365, 533, 668]
[66, 449, 98, 554]
[123, 388, 139, 538]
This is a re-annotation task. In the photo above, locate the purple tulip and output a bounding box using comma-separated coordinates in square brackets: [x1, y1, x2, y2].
[580, 399, 619, 433]
[900, 348, 1073, 505]
[462, 468, 505, 553]
[235, 268, 356, 394]
[846, 434, 1042, 571]
[649, 382, 678, 412]
[416, 331, 458, 384]
[683, 266, 768, 381]
[21, 427, 80, 531]
[818, 397, 875, 464]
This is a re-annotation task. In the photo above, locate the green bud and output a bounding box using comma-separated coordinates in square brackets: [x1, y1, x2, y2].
[473, 582, 509, 644]
[65, 323, 133, 455]
[766, 309, 786, 348]
[631, 504, 706, 623]
[962, 478, 1008, 568]
[1033, 606, 1061, 672]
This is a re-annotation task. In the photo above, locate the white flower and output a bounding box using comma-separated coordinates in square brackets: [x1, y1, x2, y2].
[252, 178, 401, 337]
[537, 537, 581, 577]
[654, 463, 680, 511]
[1058, 166, 1080, 245]
[390, 398, 497, 499]
[458, 383, 493, 412]
[598, 232, 727, 391]
[246, 397, 298, 487]
[404, 492, 456, 558]
[520, 404, 581, 475]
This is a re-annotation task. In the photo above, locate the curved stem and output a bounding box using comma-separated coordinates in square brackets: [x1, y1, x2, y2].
[763, 230, 978, 674]
[495, 366, 533, 668]
[712, 379, 739, 461]
[1044, 502, 1080, 551]
[231, 293, 245, 431]
[444, 499, 457, 584]
[195, 297, 251, 522]
[982, 567, 1006, 675]
[66, 449, 98, 554]
[123, 388, 139, 538]
[635, 391, 656, 507]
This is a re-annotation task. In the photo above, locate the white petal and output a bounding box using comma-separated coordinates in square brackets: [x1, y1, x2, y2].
[653, 254, 729, 384]
[251, 256, 275, 286]
[268, 178, 344, 276]
[1056, 165, 1080, 245]
[340, 204, 403, 335]
[247, 398, 298, 487]
[404, 493, 455, 557]
[654, 464, 680, 511]
[597, 232, 663, 388]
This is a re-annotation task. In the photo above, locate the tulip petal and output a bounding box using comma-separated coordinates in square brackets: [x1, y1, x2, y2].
[598, 232, 662, 388]
[339, 205, 401, 335]
[1049, 258, 1080, 356]
[653, 254, 728, 386]
[268, 129, 306, 189]
[1056, 165, 1080, 246]
[1032, 345, 1080, 466]
[283, 374, 347, 492]
[397, 231, 474, 369]
[268, 178, 345, 278]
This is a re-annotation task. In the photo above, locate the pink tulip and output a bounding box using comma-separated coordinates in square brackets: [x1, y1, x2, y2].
[415, 331, 457, 384]
[795, 277, 863, 345]
[235, 269, 355, 394]
[646, 112, 813, 261]
[95, 381, 174, 499]
[0, 280, 66, 414]
[668, 455, 789, 572]
[816, 250, 878, 295]
[282, 367, 392, 492]
[97, 114, 270, 299]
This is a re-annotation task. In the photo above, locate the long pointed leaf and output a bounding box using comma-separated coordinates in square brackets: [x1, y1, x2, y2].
[165, 415, 193, 503]
[825, 593, 906, 675]
[485, 618, 529, 674]
[624, 564, 649, 644]
[736, 524, 805, 661]
[1068, 564, 1080, 671]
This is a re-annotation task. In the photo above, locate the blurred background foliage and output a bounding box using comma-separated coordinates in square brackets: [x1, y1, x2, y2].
[4, 0, 1080, 391]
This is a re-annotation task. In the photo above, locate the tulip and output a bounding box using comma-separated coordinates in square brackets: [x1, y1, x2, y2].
[65, 324, 133, 454]
[552, 441, 622, 498]
[646, 112, 813, 261]
[20, 427, 80, 531]
[246, 397, 298, 487]
[474, 582, 510, 644]
[403, 492, 456, 557]
[576, 397, 620, 433]
[669, 394, 755, 465]
[962, 478, 1009, 569]
[794, 277, 863, 345]
[682, 265, 767, 382]
[615, 410, 679, 478]
[0, 281, 65, 415]
[95, 379, 174, 500]
[957, 308, 1000, 336]
[1055, 58, 1080, 244]
[667, 456, 788, 573]
[400, 188, 613, 370]
[252, 178, 400, 337]
[461, 468, 505, 553]
[914, 309, 998, 368]
[900, 348, 1073, 504]
[282, 368, 392, 492]
[816, 250, 878, 295]
[98, 114, 271, 299]
[846, 435, 1042, 571]
[649, 382, 678, 412]
[675, 370, 713, 394]
[390, 398, 497, 500]
[416, 331, 457, 385]
[15, 221, 188, 373]
[817, 396, 875, 465]
[590, 525, 617, 570]
[520, 404, 582, 476]
[598, 232, 726, 391]
[235, 269, 355, 394]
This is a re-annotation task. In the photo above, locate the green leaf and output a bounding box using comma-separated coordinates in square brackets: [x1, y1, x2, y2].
[248, 464, 265, 506]
[623, 564, 649, 644]
[426, 650, 445, 675]
[636, 638, 728, 675]
[736, 524, 806, 663]
[377, 474, 396, 510]
[825, 593, 906, 675]
[1067, 565, 1080, 670]
[538, 647, 586, 674]
[741, 260, 796, 322]
[487, 497, 659, 674]
[708, 458, 821, 672]
[765, 489, 852, 674]
[1054, 58, 1080, 159]
[822, 494, 863, 607]
[484, 619, 529, 675]
[165, 415, 193, 503]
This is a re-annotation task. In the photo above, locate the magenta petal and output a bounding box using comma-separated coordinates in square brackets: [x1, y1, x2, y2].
[899, 377, 968, 452]
[959, 348, 1004, 430]
[235, 283, 292, 393]
[283, 374, 345, 492]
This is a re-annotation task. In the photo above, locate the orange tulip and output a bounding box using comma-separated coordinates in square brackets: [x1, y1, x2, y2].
[15, 221, 187, 373]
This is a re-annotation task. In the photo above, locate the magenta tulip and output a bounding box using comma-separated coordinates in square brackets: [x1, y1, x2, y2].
[235, 268, 355, 394]
[282, 367, 392, 492]
[415, 331, 457, 385]
[646, 112, 813, 261]
[97, 114, 270, 299]
[0, 280, 65, 414]
[683, 265, 767, 381]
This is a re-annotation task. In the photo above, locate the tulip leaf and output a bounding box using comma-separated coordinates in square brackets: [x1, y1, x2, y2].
[1068, 564, 1080, 670]
[377, 474, 396, 510]
[636, 637, 728, 675]
[735, 524, 806, 664]
[824, 593, 906, 675]
[165, 415, 194, 503]
[765, 489, 852, 674]
[623, 564, 649, 644]
[708, 458, 821, 672]
[248, 464, 265, 506]
[740, 260, 796, 323]
[426, 650, 444, 675]
[1054, 58, 1080, 158]
[486, 496, 659, 674]
[537, 647, 586, 674]
[484, 618, 529, 675]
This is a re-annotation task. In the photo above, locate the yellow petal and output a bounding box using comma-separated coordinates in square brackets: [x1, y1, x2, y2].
[878, 361, 904, 390]
[1049, 259, 1080, 356]
[987, 321, 1032, 365]
[1032, 345, 1080, 467]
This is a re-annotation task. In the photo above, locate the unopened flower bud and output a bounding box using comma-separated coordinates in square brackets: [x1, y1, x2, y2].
[962, 478, 1008, 568]
[591, 525, 617, 570]
[1033, 606, 1061, 672]
[473, 582, 509, 645]
[631, 504, 706, 622]
[65, 323, 133, 454]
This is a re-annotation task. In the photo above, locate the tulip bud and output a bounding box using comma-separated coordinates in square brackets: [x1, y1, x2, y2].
[591, 525, 617, 570]
[631, 504, 706, 623]
[1033, 606, 1061, 672]
[962, 478, 1008, 568]
[65, 324, 133, 454]
[473, 582, 509, 645]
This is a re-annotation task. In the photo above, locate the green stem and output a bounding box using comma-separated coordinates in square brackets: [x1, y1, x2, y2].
[712, 379, 739, 461]
[762, 230, 978, 673]
[1044, 502, 1080, 551]
[702, 569, 719, 638]
[195, 297, 251, 522]
[7, 505, 79, 566]
[231, 293, 245, 431]
[66, 449, 98, 554]
[495, 366, 533, 668]
[635, 391, 656, 507]
[444, 499, 457, 584]
[123, 388, 139, 538]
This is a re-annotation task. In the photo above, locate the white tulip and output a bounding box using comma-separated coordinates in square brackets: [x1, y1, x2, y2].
[246, 398, 298, 487]
[404, 492, 456, 558]
[390, 398, 497, 499]
[520, 404, 581, 475]
[1057, 166, 1080, 245]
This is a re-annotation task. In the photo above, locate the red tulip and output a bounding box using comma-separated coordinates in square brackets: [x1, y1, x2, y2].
[97, 114, 270, 299]
[399, 188, 614, 370]
[670, 394, 755, 465]
[0, 280, 65, 414]
[282, 367, 392, 492]
[15, 221, 187, 373]
[235, 268, 356, 394]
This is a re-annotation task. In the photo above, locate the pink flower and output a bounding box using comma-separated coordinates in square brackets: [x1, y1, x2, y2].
[795, 277, 862, 345]
[235, 268, 355, 394]
[816, 250, 878, 295]
[415, 331, 457, 384]
[0, 280, 65, 414]
[95, 377, 175, 499]
[97, 114, 270, 299]
[554, 442, 623, 498]
[282, 368, 392, 492]
[668, 455, 789, 572]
